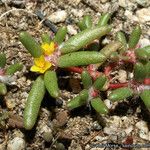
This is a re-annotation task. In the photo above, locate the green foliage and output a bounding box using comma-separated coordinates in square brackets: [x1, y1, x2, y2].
[108, 87, 133, 101]
[6, 63, 23, 75]
[93, 75, 107, 90]
[140, 90, 150, 110]
[0, 83, 7, 95]
[58, 51, 106, 67]
[67, 89, 88, 110]
[0, 53, 23, 96]
[81, 71, 92, 89]
[91, 97, 108, 114]
[41, 33, 51, 44]
[54, 26, 67, 44]
[23, 76, 46, 130]
[97, 13, 111, 27]
[0, 53, 6, 68]
[128, 25, 142, 48]
[18, 14, 150, 131]
[19, 32, 42, 58]
[78, 15, 92, 31]
[116, 31, 127, 52]
[60, 25, 112, 54]
[134, 62, 147, 82]
[44, 70, 59, 98]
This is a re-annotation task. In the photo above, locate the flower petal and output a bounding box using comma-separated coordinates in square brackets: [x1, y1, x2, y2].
[41, 42, 55, 55]
[34, 56, 45, 67]
[30, 65, 41, 72]
[43, 62, 52, 72]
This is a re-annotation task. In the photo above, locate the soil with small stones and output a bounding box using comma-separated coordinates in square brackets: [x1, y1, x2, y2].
[0, 0, 150, 150]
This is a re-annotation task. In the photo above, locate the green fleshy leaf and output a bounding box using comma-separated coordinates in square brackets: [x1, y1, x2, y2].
[108, 87, 133, 101]
[60, 25, 112, 54]
[67, 89, 88, 110]
[19, 32, 42, 58]
[91, 97, 108, 114]
[54, 26, 67, 45]
[140, 90, 150, 110]
[0, 83, 7, 95]
[97, 13, 111, 27]
[58, 51, 105, 68]
[128, 25, 142, 49]
[44, 70, 59, 98]
[81, 71, 92, 89]
[23, 76, 46, 130]
[0, 53, 6, 68]
[6, 63, 23, 75]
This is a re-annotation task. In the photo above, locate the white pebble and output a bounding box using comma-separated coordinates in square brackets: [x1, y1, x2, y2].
[104, 99, 113, 109]
[7, 137, 25, 150]
[136, 121, 149, 140]
[101, 0, 108, 3]
[48, 10, 67, 23]
[124, 10, 138, 21]
[119, 0, 137, 9]
[95, 135, 108, 141]
[136, 8, 150, 23]
[71, 9, 83, 18]
[139, 38, 150, 47]
[139, 130, 149, 140]
[67, 25, 77, 35]
[124, 126, 133, 135]
[118, 70, 127, 83]
[136, 0, 150, 7]
[119, 0, 127, 8]
[136, 121, 149, 133]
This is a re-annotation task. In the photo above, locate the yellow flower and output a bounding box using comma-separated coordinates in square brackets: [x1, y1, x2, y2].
[30, 55, 52, 73]
[30, 42, 56, 74]
[41, 42, 55, 55]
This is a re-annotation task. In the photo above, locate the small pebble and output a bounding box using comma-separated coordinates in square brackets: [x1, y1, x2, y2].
[136, 121, 149, 133]
[43, 132, 53, 142]
[104, 99, 112, 109]
[118, 69, 127, 83]
[124, 126, 133, 135]
[92, 121, 102, 131]
[101, 0, 108, 3]
[136, 0, 150, 7]
[41, 125, 53, 142]
[55, 142, 66, 150]
[124, 10, 138, 21]
[7, 137, 25, 150]
[48, 10, 67, 23]
[67, 25, 77, 35]
[139, 38, 150, 47]
[136, 121, 149, 140]
[71, 9, 84, 18]
[119, 0, 137, 10]
[5, 98, 16, 109]
[95, 135, 108, 141]
[55, 110, 68, 127]
[136, 8, 150, 23]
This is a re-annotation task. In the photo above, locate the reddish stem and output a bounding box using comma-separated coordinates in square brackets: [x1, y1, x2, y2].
[144, 78, 150, 85]
[66, 66, 101, 80]
[66, 67, 83, 74]
[0, 69, 5, 76]
[109, 82, 128, 89]
[91, 89, 99, 97]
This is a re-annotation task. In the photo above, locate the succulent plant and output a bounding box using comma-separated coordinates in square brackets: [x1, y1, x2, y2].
[19, 13, 150, 130]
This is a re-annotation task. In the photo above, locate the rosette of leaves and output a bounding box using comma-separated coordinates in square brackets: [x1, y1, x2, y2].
[107, 25, 150, 111]
[19, 14, 118, 130]
[67, 71, 109, 115]
[0, 53, 23, 95]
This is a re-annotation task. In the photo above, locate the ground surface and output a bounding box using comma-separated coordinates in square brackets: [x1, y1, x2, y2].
[0, 0, 150, 150]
